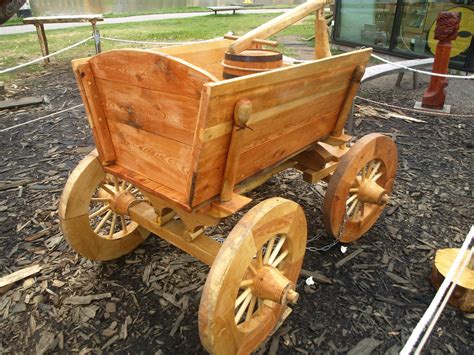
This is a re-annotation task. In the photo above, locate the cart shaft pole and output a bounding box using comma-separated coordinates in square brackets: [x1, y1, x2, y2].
[128, 202, 221, 266]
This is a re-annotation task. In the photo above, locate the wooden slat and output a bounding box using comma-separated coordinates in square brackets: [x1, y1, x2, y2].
[95, 78, 199, 145]
[107, 120, 192, 197]
[76, 62, 116, 164]
[104, 164, 189, 210]
[89, 49, 217, 100]
[158, 39, 232, 80]
[24, 15, 103, 24]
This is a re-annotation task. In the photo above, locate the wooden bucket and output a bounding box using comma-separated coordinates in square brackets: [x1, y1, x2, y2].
[222, 49, 283, 79]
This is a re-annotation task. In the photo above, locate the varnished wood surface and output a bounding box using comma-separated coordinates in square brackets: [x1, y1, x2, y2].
[192, 48, 372, 206]
[431, 248, 473, 312]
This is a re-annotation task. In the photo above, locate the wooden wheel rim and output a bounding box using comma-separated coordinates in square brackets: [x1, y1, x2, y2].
[199, 198, 307, 354]
[323, 133, 397, 243]
[59, 152, 149, 261]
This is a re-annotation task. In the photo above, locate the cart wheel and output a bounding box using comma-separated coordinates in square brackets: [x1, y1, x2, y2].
[199, 197, 307, 354]
[59, 152, 149, 261]
[323, 133, 397, 243]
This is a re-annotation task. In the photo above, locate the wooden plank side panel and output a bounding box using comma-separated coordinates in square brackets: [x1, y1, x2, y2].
[207, 48, 372, 98]
[192, 109, 338, 205]
[107, 120, 192, 197]
[95, 78, 199, 146]
[204, 65, 356, 128]
[89, 49, 217, 100]
[191, 49, 372, 206]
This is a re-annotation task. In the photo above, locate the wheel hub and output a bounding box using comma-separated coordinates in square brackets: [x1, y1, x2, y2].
[252, 266, 299, 305]
[98, 185, 136, 215]
[357, 180, 389, 205]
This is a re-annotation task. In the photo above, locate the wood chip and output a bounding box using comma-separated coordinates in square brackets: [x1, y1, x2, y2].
[335, 249, 364, 268]
[64, 293, 112, 305]
[169, 312, 185, 336]
[300, 269, 332, 284]
[0, 264, 42, 288]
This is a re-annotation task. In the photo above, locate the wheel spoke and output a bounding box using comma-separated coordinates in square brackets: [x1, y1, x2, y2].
[121, 180, 126, 190]
[89, 204, 110, 219]
[372, 171, 383, 182]
[94, 210, 112, 233]
[359, 202, 365, 218]
[240, 279, 253, 288]
[346, 193, 358, 206]
[91, 197, 111, 203]
[263, 237, 276, 264]
[125, 183, 133, 192]
[109, 213, 117, 238]
[113, 176, 119, 192]
[368, 161, 382, 180]
[120, 215, 128, 234]
[257, 249, 263, 268]
[248, 264, 258, 276]
[100, 184, 115, 196]
[235, 288, 252, 308]
[272, 249, 289, 267]
[245, 296, 257, 323]
[268, 236, 286, 265]
[349, 188, 359, 193]
[235, 292, 253, 324]
[347, 199, 359, 216]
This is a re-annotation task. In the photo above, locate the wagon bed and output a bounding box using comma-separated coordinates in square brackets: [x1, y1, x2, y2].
[73, 42, 372, 212]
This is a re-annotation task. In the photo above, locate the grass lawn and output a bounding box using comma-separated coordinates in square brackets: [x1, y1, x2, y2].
[2, 4, 296, 25]
[0, 13, 316, 81]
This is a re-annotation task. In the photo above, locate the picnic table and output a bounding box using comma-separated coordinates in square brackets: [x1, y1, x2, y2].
[23, 14, 103, 63]
[208, 6, 243, 15]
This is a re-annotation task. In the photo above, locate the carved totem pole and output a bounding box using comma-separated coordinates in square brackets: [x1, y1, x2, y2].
[421, 12, 461, 110]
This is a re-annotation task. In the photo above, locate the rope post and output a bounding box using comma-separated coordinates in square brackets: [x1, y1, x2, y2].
[92, 21, 101, 54]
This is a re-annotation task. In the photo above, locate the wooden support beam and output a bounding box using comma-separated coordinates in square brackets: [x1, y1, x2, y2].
[300, 162, 338, 183]
[332, 65, 366, 136]
[315, 8, 331, 59]
[220, 99, 253, 202]
[128, 202, 220, 266]
[228, 0, 328, 54]
[34, 23, 49, 64]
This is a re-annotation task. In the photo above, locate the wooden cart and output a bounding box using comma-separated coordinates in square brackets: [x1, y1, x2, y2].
[59, 1, 397, 353]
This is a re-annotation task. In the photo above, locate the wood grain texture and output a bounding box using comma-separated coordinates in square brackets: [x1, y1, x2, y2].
[431, 248, 473, 313]
[158, 39, 232, 80]
[191, 49, 371, 206]
[89, 49, 217, 99]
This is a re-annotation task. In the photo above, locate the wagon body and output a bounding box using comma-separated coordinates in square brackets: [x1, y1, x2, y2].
[72, 40, 372, 212]
[61, 2, 399, 353]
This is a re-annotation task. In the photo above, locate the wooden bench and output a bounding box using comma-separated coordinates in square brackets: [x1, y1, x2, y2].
[208, 6, 243, 15]
[23, 14, 104, 63]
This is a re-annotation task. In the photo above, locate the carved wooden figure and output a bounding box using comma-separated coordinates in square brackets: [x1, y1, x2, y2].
[59, 1, 398, 353]
[421, 12, 461, 110]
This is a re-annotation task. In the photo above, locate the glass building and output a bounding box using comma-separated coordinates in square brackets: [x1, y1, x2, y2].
[333, 0, 474, 72]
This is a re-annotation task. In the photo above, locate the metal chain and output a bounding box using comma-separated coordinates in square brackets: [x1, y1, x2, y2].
[307, 207, 350, 252]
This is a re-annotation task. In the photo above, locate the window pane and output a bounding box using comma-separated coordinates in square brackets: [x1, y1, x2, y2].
[336, 0, 398, 48]
[394, 1, 474, 68]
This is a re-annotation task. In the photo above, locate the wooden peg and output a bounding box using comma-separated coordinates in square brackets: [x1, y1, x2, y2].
[220, 99, 253, 202]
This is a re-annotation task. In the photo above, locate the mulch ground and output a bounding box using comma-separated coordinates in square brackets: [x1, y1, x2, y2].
[0, 52, 472, 354]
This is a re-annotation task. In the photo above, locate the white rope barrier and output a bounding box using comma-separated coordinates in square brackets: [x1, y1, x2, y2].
[100, 36, 224, 46]
[400, 226, 473, 355]
[0, 104, 84, 133]
[356, 96, 474, 118]
[0, 37, 93, 75]
[370, 53, 474, 80]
